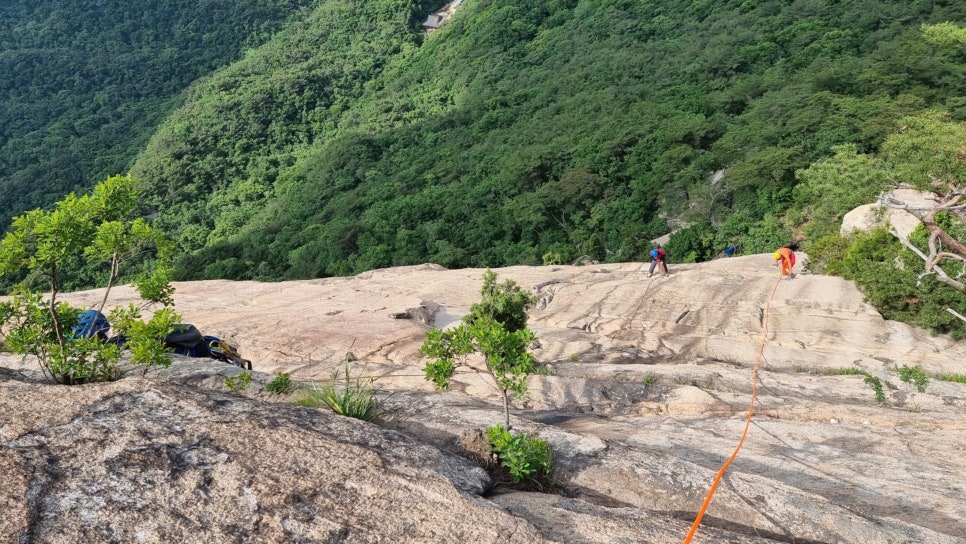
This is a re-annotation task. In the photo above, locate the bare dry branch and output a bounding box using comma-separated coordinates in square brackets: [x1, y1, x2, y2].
[888, 229, 966, 293]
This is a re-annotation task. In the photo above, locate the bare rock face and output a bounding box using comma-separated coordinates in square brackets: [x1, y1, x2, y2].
[0, 368, 540, 543]
[841, 188, 936, 239]
[4, 256, 966, 543]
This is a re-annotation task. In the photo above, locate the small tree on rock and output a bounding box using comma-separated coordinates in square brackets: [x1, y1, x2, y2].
[421, 270, 538, 429]
[0, 175, 180, 384]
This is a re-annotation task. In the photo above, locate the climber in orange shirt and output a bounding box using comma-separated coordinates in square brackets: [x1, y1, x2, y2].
[773, 247, 796, 278]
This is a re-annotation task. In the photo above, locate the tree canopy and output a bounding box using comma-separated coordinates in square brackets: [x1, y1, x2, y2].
[119, 0, 966, 280]
[0, 0, 315, 226]
[2, 1, 965, 321]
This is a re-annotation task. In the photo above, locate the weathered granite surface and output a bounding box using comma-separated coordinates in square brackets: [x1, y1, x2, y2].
[3, 254, 965, 543]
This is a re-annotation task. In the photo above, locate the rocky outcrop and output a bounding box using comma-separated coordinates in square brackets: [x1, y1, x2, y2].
[0, 367, 541, 543]
[841, 187, 936, 239]
[3, 255, 966, 543]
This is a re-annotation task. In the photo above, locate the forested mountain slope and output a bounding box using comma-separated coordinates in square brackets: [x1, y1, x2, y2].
[0, 0, 317, 225]
[125, 0, 966, 281]
[2, 1, 965, 291]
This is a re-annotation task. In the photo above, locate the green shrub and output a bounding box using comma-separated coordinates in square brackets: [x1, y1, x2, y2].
[864, 374, 886, 403]
[224, 371, 253, 393]
[822, 367, 866, 376]
[0, 176, 178, 384]
[542, 243, 578, 265]
[897, 364, 929, 393]
[803, 232, 853, 275]
[486, 424, 553, 484]
[265, 372, 294, 394]
[665, 221, 717, 263]
[422, 270, 538, 429]
[738, 214, 793, 256]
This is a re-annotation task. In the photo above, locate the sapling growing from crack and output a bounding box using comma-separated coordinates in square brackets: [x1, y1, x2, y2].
[421, 270, 538, 429]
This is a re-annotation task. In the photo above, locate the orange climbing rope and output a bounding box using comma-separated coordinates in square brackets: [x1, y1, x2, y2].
[682, 276, 782, 543]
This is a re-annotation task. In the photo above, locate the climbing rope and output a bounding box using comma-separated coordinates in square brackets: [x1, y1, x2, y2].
[682, 276, 782, 543]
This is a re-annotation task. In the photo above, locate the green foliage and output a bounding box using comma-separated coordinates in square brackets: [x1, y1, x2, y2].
[112, 1, 966, 280]
[813, 227, 966, 339]
[897, 364, 929, 393]
[0, 176, 178, 384]
[922, 22, 966, 47]
[737, 215, 794, 256]
[819, 366, 893, 403]
[881, 110, 966, 192]
[803, 232, 853, 275]
[864, 374, 886, 404]
[266, 372, 295, 395]
[823, 367, 867, 376]
[0, 0, 314, 228]
[542, 243, 579, 266]
[666, 222, 717, 263]
[5, 3, 966, 300]
[470, 270, 538, 333]
[791, 144, 890, 240]
[421, 271, 538, 428]
[224, 371, 253, 393]
[296, 364, 386, 422]
[132, 264, 177, 308]
[933, 372, 966, 384]
[110, 305, 180, 375]
[485, 424, 553, 485]
[798, 108, 966, 341]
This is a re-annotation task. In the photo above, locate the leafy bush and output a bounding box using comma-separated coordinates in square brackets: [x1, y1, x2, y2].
[265, 372, 294, 394]
[822, 227, 966, 339]
[737, 215, 794, 256]
[665, 222, 717, 263]
[224, 371, 253, 393]
[863, 375, 886, 403]
[486, 424, 553, 485]
[0, 175, 178, 384]
[897, 364, 929, 393]
[791, 144, 890, 240]
[803, 232, 853, 275]
[542, 243, 579, 266]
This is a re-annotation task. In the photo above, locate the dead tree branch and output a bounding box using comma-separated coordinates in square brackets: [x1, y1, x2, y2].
[880, 187, 966, 294]
[888, 228, 966, 293]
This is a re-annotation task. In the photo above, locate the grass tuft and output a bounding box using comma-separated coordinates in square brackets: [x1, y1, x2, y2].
[296, 363, 386, 422]
[822, 367, 866, 376]
[933, 372, 966, 384]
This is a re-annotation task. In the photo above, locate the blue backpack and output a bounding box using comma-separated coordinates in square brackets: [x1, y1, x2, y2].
[71, 309, 110, 341]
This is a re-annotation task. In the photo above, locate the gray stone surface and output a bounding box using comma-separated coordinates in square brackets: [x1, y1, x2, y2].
[3, 254, 966, 543]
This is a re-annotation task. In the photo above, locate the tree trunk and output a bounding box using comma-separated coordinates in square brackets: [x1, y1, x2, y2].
[501, 388, 511, 430]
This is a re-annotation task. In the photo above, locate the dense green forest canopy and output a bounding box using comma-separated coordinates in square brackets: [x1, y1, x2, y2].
[123, 0, 966, 281]
[2, 0, 965, 335]
[0, 0, 316, 225]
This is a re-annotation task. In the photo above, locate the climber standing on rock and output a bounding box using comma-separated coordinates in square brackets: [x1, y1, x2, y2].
[773, 247, 796, 279]
[648, 246, 668, 278]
